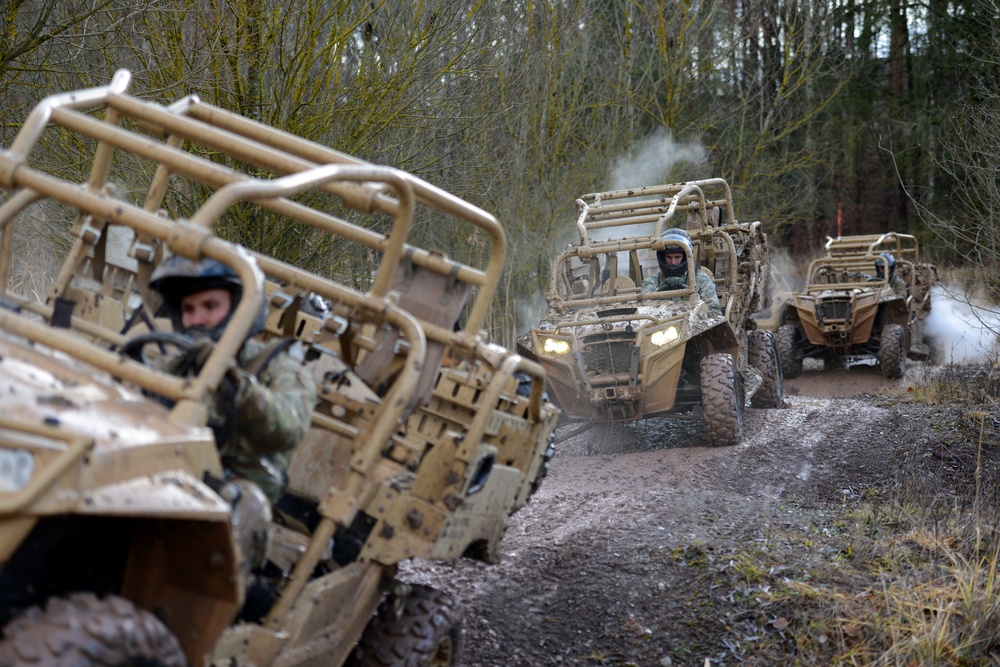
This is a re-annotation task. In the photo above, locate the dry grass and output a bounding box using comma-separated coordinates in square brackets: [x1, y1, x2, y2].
[4, 201, 70, 303]
[717, 367, 1000, 666]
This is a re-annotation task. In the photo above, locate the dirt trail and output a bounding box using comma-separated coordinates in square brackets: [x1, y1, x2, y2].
[401, 362, 939, 666]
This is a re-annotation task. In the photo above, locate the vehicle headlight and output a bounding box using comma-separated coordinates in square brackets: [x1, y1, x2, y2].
[541, 338, 571, 355]
[650, 326, 680, 347]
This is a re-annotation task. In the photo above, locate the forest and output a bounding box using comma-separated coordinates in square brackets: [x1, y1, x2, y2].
[1, 0, 998, 347]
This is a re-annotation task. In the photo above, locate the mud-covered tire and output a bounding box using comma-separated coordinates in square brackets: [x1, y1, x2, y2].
[700, 353, 744, 447]
[528, 431, 556, 499]
[0, 593, 185, 667]
[348, 584, 464, 667]
[879, 324, 906, 379]
[776, 324, 802, 379]
[748, 330, 783, 408]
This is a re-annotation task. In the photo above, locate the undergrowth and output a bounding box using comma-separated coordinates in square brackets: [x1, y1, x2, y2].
[719, 364, 1000, 666]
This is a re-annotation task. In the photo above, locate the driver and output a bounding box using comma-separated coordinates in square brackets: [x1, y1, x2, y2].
[640, 228, 721, 313]
[875, 252, 908, 297]
[149, 256, 317, 504]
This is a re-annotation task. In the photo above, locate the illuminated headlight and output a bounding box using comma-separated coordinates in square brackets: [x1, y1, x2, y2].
[541, 338, 571, 355]
[650, 326, 680, 347]
[0, 448, 34, 493]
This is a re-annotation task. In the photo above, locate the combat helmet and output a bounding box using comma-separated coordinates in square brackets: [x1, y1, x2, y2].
[657, 227, 694, 280]
[150, 256, 266, 340]
[874, 252, 896, 280]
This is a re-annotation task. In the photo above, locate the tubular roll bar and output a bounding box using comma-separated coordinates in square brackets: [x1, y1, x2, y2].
[2, 69, 505, 339]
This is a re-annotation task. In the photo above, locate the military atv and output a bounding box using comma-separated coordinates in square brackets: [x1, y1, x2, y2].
[518, 178, 781, 447]
[777, 232, 937, 379]
[0, 70, 558, 666]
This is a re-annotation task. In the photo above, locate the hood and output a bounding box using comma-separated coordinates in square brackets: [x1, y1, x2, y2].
[0, 329, 222, 515]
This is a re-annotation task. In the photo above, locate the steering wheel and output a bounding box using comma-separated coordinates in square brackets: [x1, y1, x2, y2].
[118, 332, 237, 444]
[118, 331, 197, 366]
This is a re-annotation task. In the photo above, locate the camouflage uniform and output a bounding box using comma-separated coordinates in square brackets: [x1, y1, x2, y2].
[162, 339, 316, 503]
[888, 274, 908, 298]
[640, 269, 722, 313]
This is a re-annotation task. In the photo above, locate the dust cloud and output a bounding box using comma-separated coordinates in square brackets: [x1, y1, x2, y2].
[608, 127, 707, 193]
[924, 284, 1000, 363]
[586, 128, 708, 243]
[766, 246, 806, 294]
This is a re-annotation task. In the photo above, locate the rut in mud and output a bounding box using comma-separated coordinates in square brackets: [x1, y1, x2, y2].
[402, 360, 984, 666]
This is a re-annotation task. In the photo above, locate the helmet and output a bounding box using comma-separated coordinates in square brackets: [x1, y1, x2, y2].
[875, 252, 896, 280]
[656, 228, 693, 280]
[150, 256, 266, 340]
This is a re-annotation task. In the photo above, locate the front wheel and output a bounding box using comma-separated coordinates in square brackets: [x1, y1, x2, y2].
[348, 584, 464, 667]
[700, 353, 744, 447]
[776, 324, 802, 379]
[748, 330, 783, 408]
[0, 593, 186, 667]
[879, 324, 906, 379]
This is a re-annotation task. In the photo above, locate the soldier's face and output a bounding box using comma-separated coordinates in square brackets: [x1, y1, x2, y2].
[663, 252, 684, 266]
[180, 288, 232, 330]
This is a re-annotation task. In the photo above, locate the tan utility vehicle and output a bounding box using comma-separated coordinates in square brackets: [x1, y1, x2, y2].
[518, 179, 781, 447]
[777, 232, 937, 379]
[0, 70, 558, 666]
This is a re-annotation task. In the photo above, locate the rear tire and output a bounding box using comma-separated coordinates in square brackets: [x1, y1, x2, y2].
[348, 584, 464, 667]
[0, 593, 185, 667]
[879, 324, 906, 379]
[748, 330, 783, 408]
[700, 353, 744, 447]
[776, 325, 802, 379]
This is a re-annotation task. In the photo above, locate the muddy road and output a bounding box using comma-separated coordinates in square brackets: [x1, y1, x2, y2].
[402, 360, 961, 666]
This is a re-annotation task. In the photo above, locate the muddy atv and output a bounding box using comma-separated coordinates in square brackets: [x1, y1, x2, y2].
[0, 70, 558, 667]
[519, 178, 781, 447]
[777, 232, 937, 380]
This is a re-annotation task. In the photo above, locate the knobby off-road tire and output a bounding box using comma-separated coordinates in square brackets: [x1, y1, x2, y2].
[0, 593, 185, 667]
[776, 325, 802, 379]
[700, 353, 744, 447]
[748, 330, 784, 408]
[879, 323, 906, 379]
[348, 584, 464, 667]
[528, 431, 557, 499]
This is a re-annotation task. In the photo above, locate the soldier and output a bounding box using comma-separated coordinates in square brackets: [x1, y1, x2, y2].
[150, 256, 317, 504]
[640, 227, 722, 313]
[875, 252, 908, 298]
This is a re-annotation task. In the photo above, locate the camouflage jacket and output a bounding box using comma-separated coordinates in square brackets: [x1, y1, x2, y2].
[889, 274, 908, 298]
[162, 338, 317, 502]
[640, 269, 722, 313]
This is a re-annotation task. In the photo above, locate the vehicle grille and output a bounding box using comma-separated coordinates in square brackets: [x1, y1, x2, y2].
[581, 332, 636, 376]
[817, 299, 851, 323]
